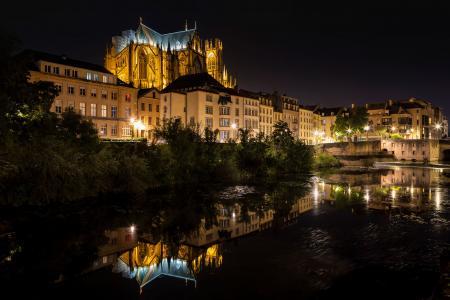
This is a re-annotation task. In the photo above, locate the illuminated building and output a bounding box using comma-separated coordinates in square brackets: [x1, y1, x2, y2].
[26, 50, 139, 139]
[136, 88, 161, 139]
[105, 19, 236, 90]
[364, 98, 444, 139]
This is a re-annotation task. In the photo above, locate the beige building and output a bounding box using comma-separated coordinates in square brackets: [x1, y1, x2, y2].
[280, 95, 300, 139]
[316, 107, 346, 143]
[137, 88, 161, 140]
[365, 98, 444, 139]
[299, 105, 318, 145]
[258, 95, 274, 137]
[159, 73, 261, 141]
[27, 50, 139, 139]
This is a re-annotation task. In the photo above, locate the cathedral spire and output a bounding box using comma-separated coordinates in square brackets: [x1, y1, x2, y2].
[139, 16, 143, 24]
[194, 20, 197, 30]
[185, 19, 188, 31]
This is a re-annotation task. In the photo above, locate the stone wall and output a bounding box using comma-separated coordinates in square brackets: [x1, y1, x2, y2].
[317, 140, 382, 156]
[381, 139, 440, 162]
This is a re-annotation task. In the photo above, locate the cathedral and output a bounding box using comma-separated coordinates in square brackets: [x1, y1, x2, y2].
[104, 18, 236, 90]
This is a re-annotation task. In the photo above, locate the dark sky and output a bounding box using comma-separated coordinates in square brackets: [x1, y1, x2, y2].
[2, 0, 450, 114]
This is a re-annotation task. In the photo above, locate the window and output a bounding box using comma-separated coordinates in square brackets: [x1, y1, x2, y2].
[189, 117, 195, 126]
[141, 103, 145, 111]
[90, 103, 97, 116]
[93, 74, 99, 81]
[205, 117, 213, 128]
[102, 75, 107, 83]
[80, 87, 86, 96]
[64, 69, 71, 76]
[156, 105, 160, 112]
[205, 106, 213, 114]
[148, 116, 152, 125]
[219, 106, 230, 115]
[220, 118, 230, 127]
[122, 126, 131, 136]
[91, 89, 97, 97]
[235, 98, 239, 105]
[101, 90, 107, 99]
[67, 86, 74, 94]
[125, 107, 131, 118]
[55, 100, 62, 114]
[80, 102, 86, 116]
[235, 108, 239, 116]
[219, 130, 229, 141]
[206, 94, 213, 102]
[111, 125, 117, 136]
[72, 70, 78, 78]
[100, 124, 107, 136]
[86, 72, 92, 80]
[111, 92, 118, 100]
[148, 104, 152, 111]
[124, 94, 131, 102]
[152, 92, 156, 98]
[101, 105, 107, 117]
[55, 84, 62, 93]
[44, 65, 51, 73]
[164, 106, 167, 113]
[111, 106, 117, 118]
[156, 117, 160, 125]
[67, 101, 74, 111]
[53, 66, 59, 75]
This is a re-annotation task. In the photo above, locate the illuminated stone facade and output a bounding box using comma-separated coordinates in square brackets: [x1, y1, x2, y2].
[105, 19, 236, 90]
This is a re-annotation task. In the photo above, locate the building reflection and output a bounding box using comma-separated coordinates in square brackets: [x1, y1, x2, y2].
[315, 167, 444, 213]
[113, 241, 222, 291]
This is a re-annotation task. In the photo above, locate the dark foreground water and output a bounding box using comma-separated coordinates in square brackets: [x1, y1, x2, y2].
[1, 166, 450, 299]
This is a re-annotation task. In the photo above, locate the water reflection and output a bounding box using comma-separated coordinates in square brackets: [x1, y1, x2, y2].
[1, 167, 449, 298]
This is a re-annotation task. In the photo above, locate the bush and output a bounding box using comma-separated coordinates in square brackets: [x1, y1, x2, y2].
[314, 152, 341, 169]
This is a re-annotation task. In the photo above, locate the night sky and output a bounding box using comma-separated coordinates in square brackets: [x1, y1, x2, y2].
[2, 0, 450, 114]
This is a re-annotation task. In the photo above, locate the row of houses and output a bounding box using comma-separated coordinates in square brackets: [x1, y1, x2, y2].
[26, 49, 447, 144]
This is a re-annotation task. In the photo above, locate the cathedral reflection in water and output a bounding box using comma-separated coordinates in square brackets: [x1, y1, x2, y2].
[89, 167, 445, 294]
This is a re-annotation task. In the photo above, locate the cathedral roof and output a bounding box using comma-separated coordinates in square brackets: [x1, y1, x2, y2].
[113, 22, 196, 53]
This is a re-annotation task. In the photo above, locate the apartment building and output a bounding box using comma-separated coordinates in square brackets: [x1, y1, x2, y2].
[26, 50, 138, 139]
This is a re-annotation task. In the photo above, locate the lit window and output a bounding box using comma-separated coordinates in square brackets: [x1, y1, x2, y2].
[219, 130, 229, 141]
[90, 103, 97, 116]
[102, 75, 107, 83]
[122, 126, 131, 136]
[86, 73, 92, 80]
[219, 106, 230, 115]
[101, 105, 107, 117]
[93, 74, 99, 81]
[205, 106, 213, 114]
[100, 124, 107, 136]
[79, 102, 86, 116]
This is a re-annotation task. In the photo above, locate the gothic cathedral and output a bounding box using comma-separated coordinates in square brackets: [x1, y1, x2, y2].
[104, 19, 236, 90]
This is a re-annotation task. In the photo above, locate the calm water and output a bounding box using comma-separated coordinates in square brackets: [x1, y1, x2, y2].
[1, 166, 450, 299]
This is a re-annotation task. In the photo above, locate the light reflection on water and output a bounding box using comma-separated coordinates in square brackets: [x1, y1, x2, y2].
[1, 166, 450, 299]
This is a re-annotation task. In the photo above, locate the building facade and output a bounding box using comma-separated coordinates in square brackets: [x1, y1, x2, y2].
[105, 19, 236, 91]
[27, 50, 138, 139]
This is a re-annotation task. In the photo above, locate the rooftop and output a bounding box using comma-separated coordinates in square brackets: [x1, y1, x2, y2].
[21, 49, 112, 74]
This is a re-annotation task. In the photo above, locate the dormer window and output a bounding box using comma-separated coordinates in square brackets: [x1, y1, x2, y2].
[102, 75, 107, 83]
[86, 72, 92, 80]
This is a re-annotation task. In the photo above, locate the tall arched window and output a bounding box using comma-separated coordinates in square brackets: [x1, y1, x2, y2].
[139, 52, 147, 79]
[207, 52, 216, 75]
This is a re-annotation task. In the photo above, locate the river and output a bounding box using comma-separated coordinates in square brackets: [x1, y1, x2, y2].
[1, 166, 449, 299]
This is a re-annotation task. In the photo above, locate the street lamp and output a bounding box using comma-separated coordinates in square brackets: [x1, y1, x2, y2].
[364, 125, 370, 141]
